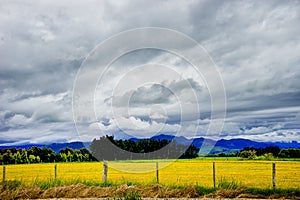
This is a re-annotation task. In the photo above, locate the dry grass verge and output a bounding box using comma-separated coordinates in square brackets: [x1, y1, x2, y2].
[0, 181, 299, 199]
[0, 182, 199, 200]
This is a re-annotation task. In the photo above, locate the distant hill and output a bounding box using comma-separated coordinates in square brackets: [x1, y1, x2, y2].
[0, 134, 299, 154]
[0, 142, 90, 153]
[123, 134, 300, 154]
[211, 138, 300, 153]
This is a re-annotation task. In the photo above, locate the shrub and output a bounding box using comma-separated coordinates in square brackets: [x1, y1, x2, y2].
[239, 150, 256, 159]
[218, 177, 243, 190]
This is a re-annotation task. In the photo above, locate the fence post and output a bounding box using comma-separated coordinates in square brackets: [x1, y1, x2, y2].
[54, 164, 57, 181]
[213, 162, 216, 189]
[2, 166, 6, 182]
[272, 163, 276, 189]
[102, 161, 108, 183]
[156, 162, 159, 183]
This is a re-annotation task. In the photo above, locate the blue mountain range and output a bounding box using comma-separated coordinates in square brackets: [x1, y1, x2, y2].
[0, 134, 299, 154]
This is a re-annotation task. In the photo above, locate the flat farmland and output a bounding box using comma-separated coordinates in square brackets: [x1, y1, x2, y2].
[1, 160, 299, 189]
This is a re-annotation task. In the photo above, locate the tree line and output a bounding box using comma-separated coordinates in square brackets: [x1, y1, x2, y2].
[0, 146, 96, 165]
[213, 146, 300, 159]
[90, 136, 200, 160]
[239, 146, 300, 159]
[0, 136, 200, 164]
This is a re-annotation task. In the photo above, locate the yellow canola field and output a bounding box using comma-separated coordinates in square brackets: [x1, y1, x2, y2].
[1, 160, 299, 189]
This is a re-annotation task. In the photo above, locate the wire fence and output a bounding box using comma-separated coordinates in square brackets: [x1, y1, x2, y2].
[1, 160, 300, 189]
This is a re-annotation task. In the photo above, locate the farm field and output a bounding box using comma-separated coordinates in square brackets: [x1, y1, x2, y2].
[1, 160, 300, 189]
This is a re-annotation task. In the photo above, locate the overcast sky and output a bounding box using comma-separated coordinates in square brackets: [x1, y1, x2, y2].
[0, 0, 300, 145]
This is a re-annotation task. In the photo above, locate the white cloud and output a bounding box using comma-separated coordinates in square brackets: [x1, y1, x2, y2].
[8, 114, 31, 126]
[244, 127, 272, 135]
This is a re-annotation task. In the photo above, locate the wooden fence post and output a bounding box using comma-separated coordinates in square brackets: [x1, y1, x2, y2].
[272, 163, 276, 189]
[213, 162, 216, 189]
[54, 164, 57, 181]
[2, 166, 6, 182]
[156, 162, 159, 183]
[102, 161, 108, 183]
